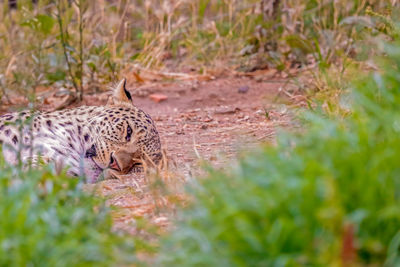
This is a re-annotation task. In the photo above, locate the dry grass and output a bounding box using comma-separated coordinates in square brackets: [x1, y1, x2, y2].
[0, 0, 397, 101]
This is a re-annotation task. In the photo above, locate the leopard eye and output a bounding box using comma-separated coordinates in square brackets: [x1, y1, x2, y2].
[126, 125, 132, 142]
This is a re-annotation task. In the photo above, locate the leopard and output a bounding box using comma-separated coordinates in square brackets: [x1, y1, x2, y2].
[0, 78, 162, 183]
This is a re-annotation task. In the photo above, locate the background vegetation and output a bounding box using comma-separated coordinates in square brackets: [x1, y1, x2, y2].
[0, 0, 397, 103]
[0, 0, 400, 266]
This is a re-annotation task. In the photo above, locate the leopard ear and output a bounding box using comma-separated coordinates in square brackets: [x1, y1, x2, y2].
[107, 78, 132, 106]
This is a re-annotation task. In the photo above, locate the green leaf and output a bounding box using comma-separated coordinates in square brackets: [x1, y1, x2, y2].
[36, 14, 55, 35]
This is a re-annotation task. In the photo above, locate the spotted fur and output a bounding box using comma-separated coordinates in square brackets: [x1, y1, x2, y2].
[0, 79, 161, 183]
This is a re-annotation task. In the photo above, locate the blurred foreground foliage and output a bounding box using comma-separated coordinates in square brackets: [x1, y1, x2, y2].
[156, 42, 400, 266]
[0, 162, 136, 266]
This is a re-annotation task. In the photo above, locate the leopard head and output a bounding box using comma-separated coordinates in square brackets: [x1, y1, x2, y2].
[86, 78, 160, 180]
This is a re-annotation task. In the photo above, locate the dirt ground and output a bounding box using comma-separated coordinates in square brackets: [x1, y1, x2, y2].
[85, 73, 299, 234]
[1, 72, 301, 234]
[131, 75, 294, 168]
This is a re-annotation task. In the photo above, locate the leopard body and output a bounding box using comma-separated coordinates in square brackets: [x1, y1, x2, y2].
[0, 79, 161, 182]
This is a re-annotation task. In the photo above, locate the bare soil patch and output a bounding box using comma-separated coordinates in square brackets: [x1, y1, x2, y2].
[1, 73, 300, 234]
[89, 74, 299, 233]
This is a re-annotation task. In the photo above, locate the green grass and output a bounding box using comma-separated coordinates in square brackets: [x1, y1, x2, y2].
[0, 161, 137, 266]
[155, 41, 400, 266]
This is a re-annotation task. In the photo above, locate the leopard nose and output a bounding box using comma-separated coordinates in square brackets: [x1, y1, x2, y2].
[108, 152, 121, 171]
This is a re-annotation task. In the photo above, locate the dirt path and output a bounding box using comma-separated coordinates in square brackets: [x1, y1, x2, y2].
[138, 76, 292, 167]
[84, 74, 298, 233]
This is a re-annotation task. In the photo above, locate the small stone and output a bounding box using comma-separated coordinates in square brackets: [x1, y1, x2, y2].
[214, 106, 240, 114]
[153, 216, 169, 225]
[255, 109, 265, 116]
[238, 85, 249, 94]
[238, 115, 250, 122]
[203, 116, 213, 122]
[255, 76, 263, 82]
[200, 124, 208, 130]
[149, 94, 168, 103]
[176, 129, 185, 135]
